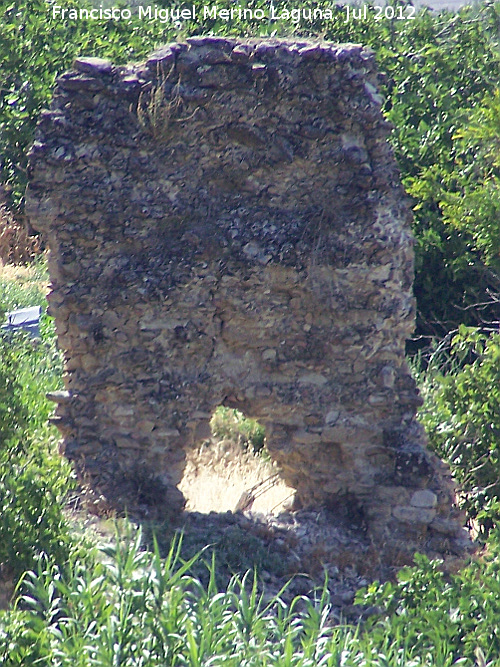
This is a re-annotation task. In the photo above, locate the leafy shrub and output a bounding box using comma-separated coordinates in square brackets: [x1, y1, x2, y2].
[211, 406, 266, 453]
[0, 342, 72, 579]
[0, 436, 74, 581]
[378, 6, 500, 336]
[418, 326, 500, 537]
[440, 88, 500, 265]
[0, 288, 72, 580]
[358, 535, 500, 665]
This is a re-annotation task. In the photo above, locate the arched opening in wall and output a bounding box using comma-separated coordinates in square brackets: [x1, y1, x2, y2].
[178, 407, 295, 515]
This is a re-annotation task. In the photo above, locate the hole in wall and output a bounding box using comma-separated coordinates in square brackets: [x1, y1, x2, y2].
[178, 407, 295, 514]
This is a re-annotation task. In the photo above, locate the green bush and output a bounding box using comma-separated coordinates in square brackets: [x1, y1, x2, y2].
[440, 88, 500, 265]
[0, 299, 73, 580]
[371, 4, 500, 336]
[0, 436, 74, 581]
[0, 336, 27, 447]
[358, 535, 500, 665]
[211, 406, 266, 453]
[418, 326, 500, 537]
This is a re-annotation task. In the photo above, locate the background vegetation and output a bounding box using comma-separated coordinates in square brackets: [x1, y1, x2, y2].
[3, 0, 500, 664]
[3, 0, 500, 334]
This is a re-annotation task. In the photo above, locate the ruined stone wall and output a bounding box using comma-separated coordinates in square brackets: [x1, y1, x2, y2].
[26, 37, 466, 555]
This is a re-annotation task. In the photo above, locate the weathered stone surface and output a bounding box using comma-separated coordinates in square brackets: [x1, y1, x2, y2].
[430, 517, 465, 536]
[410, 489, 438, 508]
[73, 56, 113, 75]
[26, 38, 466, 553]
[393, 506, 437, 525]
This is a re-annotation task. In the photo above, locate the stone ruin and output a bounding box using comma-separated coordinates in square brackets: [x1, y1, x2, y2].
[26, 37, 468, 558]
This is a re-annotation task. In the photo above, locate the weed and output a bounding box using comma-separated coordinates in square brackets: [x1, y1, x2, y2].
[136, 68, 195, 142]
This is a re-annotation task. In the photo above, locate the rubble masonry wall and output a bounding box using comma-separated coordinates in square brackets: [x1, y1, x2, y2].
[26, 37, 465, 554]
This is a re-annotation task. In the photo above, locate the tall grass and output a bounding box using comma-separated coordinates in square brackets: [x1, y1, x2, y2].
[0, 258, 48, 312]
[2, 525, 500, 666]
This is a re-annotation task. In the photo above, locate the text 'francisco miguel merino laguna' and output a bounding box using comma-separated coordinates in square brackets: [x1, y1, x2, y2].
[50, 4, 340, 23]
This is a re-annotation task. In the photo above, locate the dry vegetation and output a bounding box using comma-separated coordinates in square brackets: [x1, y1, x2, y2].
[179, 436, 295, 515]
[0, 191, 39, 265]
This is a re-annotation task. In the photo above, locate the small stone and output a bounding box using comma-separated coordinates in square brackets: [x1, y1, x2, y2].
[321, 426, 351, 441]
[364, 81, 384, 106]
[298, 44, 326, 60]
[262, 348, 277, 362]
[298, 373, 328, 386]
[393, 506, 436, 525]
[187, 36, 235, 49]
[292, 577, 312, 596]
[304, 414, 322, 426]
[73, 57, 113, 75]
[58, 76, 104, 92]
[368, 395, 388, 406]
[112, 405, 134, 417]
[193, 421, 211, 440]
[243, 241, 261, 258]
[254, 43, 276, 58]
[145, 46, 176, 70]
[231, 43, 254, 62]
[81, 353, 99, 372]
[156, 429, 181, 438]
[325, 410, 340, 425]
[136, 420, 155, 433]
[380, 366, 395, 389]
[410, 489, 438, 509]
[430, 517, 461, 536]
[340, 590, 354, 604]
[46, 390, 72, 403]
[115, 436, 137, 449]
[251, 63, 267, 76]
[292, 430, 321, 444]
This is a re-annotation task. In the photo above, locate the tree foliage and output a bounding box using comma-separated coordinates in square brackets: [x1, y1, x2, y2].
[3, 0, 500, 333]
[419, 326, 500, 536]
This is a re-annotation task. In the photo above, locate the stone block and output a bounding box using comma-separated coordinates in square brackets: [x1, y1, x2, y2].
[430, 517, 462, 536]
[292, 430, 322, 445]
[393, 506, 437, 525]
[410, 489, 438, 508]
